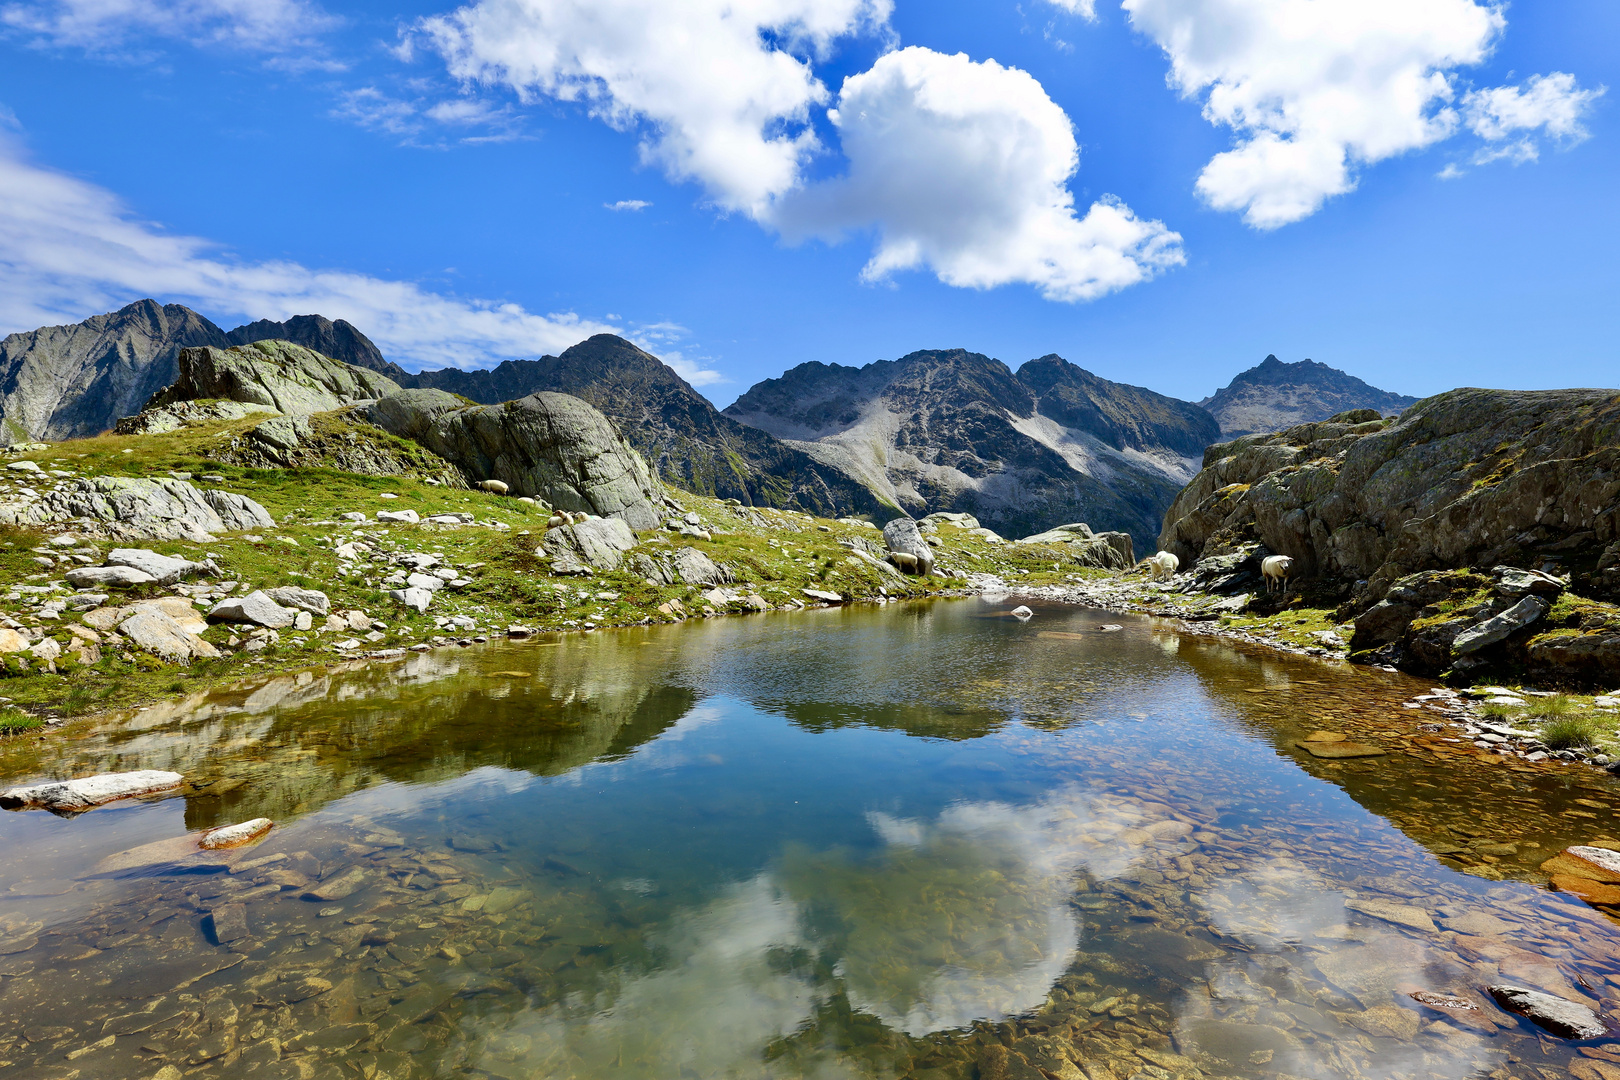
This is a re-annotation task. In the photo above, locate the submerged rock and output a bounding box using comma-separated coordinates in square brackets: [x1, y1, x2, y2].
[1540, 846, 1620, 884]
[1488, 984, 1607, 1039]
[0, 770, 184, 813]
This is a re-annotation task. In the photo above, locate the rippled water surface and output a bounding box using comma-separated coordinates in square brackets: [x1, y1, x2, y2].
[4, 599, 1620, 1080]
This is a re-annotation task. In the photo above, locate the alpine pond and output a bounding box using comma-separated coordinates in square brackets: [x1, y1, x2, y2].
[3, 599, 1620, 1080]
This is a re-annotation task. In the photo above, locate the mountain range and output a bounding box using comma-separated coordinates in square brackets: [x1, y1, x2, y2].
[0, 299, 1417, 544]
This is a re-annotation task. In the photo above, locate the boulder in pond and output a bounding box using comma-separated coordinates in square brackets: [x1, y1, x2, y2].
[0, 770, 184, 813]
[368, 389, 663, 529]
[199, 818, 274, 849]
[1487, 984, 1607, 1039]
[882, 517, 935, 574]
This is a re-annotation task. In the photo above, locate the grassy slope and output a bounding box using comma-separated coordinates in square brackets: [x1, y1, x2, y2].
[0, 422, 1099, 726]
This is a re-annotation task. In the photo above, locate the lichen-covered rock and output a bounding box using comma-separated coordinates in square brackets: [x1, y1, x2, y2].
[0, 476, 274, 542]
[541, 517, 638, 574]
[145, 340, 401, 416]
[114, 398, 276, 436]
[1160, 390, 1620, 602]
[672, 546, 728, 586]
[369, 390, 664, 528]
[119, 609, 220, 663]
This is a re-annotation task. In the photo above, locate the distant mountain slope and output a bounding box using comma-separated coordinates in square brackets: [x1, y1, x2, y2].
[723, 349, 1218, 548]
[406, 334, 890, 516]
[225, 314, 410, 380]
[0, 299, 229, 441]
[1200, 355, 1416, 437]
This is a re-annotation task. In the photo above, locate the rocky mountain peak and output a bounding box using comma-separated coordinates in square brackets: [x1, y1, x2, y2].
[1199, 355, 1416, 438]
[226, 314, 407, 380]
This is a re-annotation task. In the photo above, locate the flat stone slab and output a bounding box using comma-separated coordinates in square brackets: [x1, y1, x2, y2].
[1344, 898, 1438, 932]
[200, 818, 274, 849]
[65, 565, 155, 588]
[0, 770, 184, 813]
[1296, 740, 1386, 759]
[1541, 846, 1620, 884]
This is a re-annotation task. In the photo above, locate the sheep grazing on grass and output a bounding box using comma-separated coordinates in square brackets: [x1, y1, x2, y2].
[1147, 550, 1179, 581]
[1261, 554, 1295, 593]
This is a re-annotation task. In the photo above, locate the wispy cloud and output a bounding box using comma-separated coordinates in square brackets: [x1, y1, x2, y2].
[333, 86, 524, 146]
[0, 117, 613, 370]
[0, 0, 339, 57]
[605, 199, 651, 212]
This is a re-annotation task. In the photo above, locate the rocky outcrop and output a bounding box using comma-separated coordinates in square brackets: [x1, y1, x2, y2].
[0, 300, 229, 441]
[368, 389, 664, 528]
[1198, 355, 1415, 438]
[226, 314, 409, 380]
[1160, 388, 1620, 683]
[725, 349, 1217, 551]
[211, 408, 463, 484]
[0, 477, 274, 542]
[400, 335, 889, 518]
[1016, 522, 1135, 569]
[113, 398, 276, 436]
[143, 340, 401, 417]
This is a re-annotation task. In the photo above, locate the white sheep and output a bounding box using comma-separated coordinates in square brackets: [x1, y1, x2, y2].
[1148, 550, 1180, 581]
[1261, 554, 1295, 593]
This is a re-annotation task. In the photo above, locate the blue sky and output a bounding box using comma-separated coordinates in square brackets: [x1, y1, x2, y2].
[0, 0, 1612, 407]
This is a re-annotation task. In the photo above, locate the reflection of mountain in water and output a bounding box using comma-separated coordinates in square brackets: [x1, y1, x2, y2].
[0, 644, 696, 830]
[776, 701, 1000, 741]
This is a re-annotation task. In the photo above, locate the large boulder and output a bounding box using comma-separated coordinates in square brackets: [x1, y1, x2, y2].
[368, 389, 664, 528]
[144, 340, 401, 416]
[0, 477, 274, 542]
[119, 609, 220, 663]
[882, 518, 935, 575]
[1015, 522, 1134, 569]
[207, 591, 296, 629]
[540, 517, 638, 574]
[105, 548, 216, 585]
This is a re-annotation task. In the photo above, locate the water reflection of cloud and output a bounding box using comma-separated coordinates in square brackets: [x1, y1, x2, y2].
[449, 783, 1201, 1075]
[1187, 855, 1506, 1080]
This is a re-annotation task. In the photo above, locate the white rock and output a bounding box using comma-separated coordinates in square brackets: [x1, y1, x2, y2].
[28, 636, 61, 661]
[65, 565, 155, 588]
[199, 818, 274, 849]
[390, 586, 434, 613]
[406, 572, 446, 592]
[339, 512, 368, 522]
[0, 770, 184, 812]
[105, 548, 213, 585]
[207, 591, 296, 629]
[120, 609, 220, 662]
[376, 509, 420, 524]
[263, 586, 330, 615]
[294, 610, 313, 631]
[6, 460, 42, 473]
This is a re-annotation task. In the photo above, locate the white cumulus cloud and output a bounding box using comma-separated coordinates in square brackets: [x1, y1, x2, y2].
[413, 0, 892, 219]
[1123, 0, 1605, 229]
[0, 0, 338, 54]
[774, 47, 1184, 302]
[1124, 0, 1505, 228]
[0, 124, 619, 370]
[1045, 0, 1097, 19]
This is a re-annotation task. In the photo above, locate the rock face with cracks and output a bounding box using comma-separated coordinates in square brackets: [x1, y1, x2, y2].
[369, 389, 664, 528]
[0, 476, 274, 542]
[144, 340, 401, 417]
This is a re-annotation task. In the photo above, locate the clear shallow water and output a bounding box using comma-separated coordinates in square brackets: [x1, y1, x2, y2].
[3, 600, 1620, 1079]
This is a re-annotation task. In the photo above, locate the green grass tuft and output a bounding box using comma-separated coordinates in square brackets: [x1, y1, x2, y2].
[0, 707, 43, 735]
[1541, 712, 1607, 751]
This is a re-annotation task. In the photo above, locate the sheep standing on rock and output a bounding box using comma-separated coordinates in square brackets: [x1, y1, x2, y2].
[1147, 551, 1179, 581]
[1261, 554, 1295, 594]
